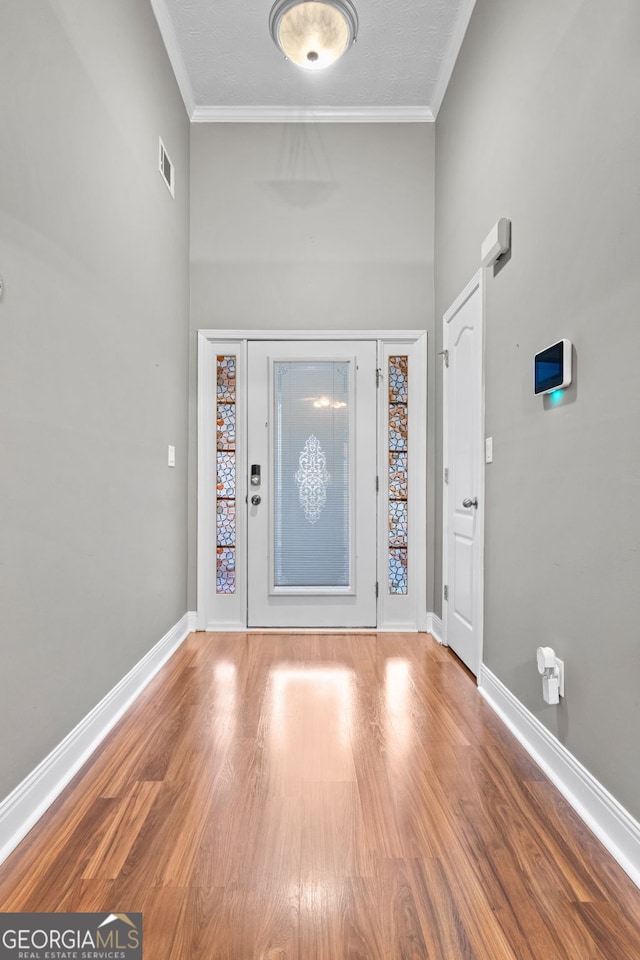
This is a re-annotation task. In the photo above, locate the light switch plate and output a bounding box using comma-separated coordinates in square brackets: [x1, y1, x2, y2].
[168, 444, 176, 468]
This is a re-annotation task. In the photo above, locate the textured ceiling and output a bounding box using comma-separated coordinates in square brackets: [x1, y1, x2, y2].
[150, 0, 476, 120]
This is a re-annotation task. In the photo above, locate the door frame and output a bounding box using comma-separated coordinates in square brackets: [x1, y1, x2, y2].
[442, 272, 485, 675]
[197, 329, 428, 632]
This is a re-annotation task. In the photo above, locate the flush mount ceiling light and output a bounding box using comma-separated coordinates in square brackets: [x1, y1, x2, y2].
[269, 0, 358, 70]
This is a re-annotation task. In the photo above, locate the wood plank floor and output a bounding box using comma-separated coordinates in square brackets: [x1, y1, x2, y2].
[1, 632, 640, 958]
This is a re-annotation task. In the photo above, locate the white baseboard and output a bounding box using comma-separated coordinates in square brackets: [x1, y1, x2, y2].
[479, 665, 640, 890]
[425, 612, 444, 645]
[0, 611, 196, 867]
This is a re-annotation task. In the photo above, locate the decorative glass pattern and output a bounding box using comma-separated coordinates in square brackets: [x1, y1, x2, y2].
[216, 356, 236, 594]
[389, 549, 408, 595]
[389, 405, 408, 451]
[216, 404, 235, 450]
[389, 356, 408, 403]
[217, 499, 236, 547]
[389, 451, 408, 500]
[389, 500, 408, 547]
[216, 547, 236, 594]
[388, 356, 408, 594]
[216, 452, 235, 499]
[294, 434, 330, 524]
[217, 356, 236, 402]
[273, 361, 350, 588]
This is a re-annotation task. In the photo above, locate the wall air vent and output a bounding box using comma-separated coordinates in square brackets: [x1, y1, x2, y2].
[159, 138, 174, 198]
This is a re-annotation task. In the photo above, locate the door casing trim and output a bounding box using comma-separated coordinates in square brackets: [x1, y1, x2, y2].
[197, 329, 428, 631]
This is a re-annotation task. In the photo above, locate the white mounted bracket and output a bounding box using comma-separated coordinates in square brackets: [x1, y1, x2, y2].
[481, 218, 511, 268]
[536, 646, 565, 704]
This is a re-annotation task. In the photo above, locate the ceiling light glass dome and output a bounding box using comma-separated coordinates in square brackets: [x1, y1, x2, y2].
[269, 0, 359, 70]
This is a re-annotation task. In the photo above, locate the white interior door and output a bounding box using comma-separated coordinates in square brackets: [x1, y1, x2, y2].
[443, 272, 484, 675]
[247, 340, 377, 628]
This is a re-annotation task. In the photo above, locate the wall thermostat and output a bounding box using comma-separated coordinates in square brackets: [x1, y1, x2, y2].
[534, 339, 572, 395]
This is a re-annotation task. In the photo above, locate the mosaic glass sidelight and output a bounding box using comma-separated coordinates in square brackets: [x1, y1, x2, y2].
[388, 356, 408, 594]
[389, 451, 408, 499]
[216, 356, 236, 593]
[273, 361, 351, 588]
[216, 404, 235, 449]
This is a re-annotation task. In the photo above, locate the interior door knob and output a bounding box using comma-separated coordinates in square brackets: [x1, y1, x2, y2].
[251, 494, 261, 506]
[462, 497, 478, 509]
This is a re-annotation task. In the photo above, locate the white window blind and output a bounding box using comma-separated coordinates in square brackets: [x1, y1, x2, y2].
[273, 360, 351, 588]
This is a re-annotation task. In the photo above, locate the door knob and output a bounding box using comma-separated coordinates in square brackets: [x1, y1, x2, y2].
[462, 497, 478, 509]
[251, 494, 261, 506]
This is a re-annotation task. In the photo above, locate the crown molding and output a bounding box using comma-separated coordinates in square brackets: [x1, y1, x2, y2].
[430, 0, 476, 118]
[149, 0, 196, 118]
[191, 105, 435, 123]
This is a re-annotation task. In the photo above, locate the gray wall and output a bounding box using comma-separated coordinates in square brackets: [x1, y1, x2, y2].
[189, 123, 436, 608]
[435, 0, 640, 818]
[0, 1, 190, 800]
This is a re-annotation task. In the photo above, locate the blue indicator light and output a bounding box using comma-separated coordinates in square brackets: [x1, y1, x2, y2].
[550, 389, 564, 404]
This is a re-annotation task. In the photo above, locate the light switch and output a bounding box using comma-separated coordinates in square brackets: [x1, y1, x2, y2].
[485, 437, 493, 463]
[168, 444, 176, 468]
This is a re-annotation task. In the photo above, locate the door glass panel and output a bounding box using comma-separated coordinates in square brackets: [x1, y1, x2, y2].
[388, 355, 408, 594]
[216, 355, 236, 594]
[273, 361, 351, 588]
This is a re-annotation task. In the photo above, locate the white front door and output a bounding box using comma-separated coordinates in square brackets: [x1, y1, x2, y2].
[443, 272, 484, 675]
[246, 340, 378, 628]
